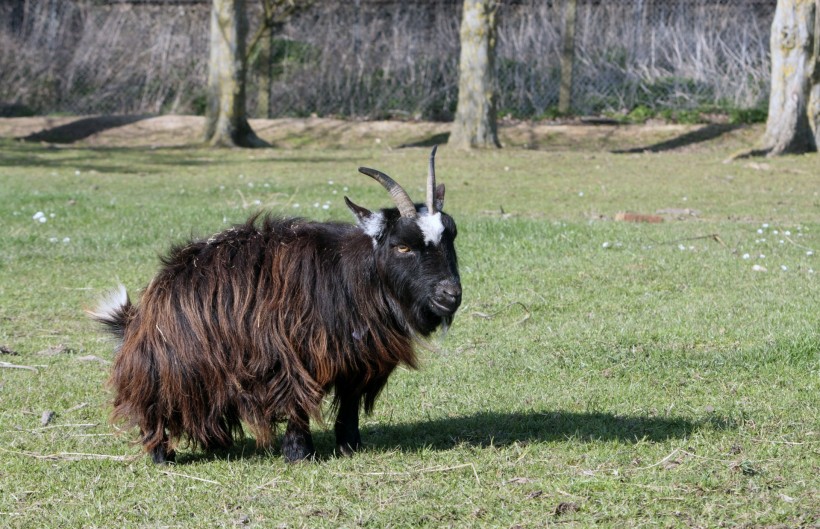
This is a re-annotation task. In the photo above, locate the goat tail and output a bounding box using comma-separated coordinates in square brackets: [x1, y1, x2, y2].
[88, 284, 133, 341]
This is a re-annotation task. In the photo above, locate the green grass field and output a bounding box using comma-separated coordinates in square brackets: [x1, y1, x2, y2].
[1, 128, 819, 528]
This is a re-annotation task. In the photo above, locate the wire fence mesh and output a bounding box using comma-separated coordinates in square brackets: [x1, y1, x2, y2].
[0, 0, 776, 119]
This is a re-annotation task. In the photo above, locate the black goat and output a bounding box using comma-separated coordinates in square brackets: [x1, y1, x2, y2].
[90, 147, 461, 463]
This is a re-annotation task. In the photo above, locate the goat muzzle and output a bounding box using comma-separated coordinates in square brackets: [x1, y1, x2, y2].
[431, 279, 462, 316]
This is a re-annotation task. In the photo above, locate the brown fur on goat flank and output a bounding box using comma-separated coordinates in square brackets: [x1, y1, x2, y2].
[101, 215, 419, 459]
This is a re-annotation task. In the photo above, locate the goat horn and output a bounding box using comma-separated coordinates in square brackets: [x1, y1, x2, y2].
[358, 167, 418, 218]
[426, 145, 438, 214]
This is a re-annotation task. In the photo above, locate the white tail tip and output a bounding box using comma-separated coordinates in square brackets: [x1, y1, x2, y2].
[89, 284, 128, 322]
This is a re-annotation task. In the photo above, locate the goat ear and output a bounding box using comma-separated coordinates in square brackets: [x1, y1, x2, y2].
[344, 196, 372, 223]
[434, 184, 445, 211]
[346, 196, 386, 240]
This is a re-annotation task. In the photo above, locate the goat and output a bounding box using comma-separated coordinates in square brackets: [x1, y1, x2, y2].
[89, 147, 461, 463]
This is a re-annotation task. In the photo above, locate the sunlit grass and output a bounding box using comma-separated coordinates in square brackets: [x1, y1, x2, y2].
[1, 136, 818, 527]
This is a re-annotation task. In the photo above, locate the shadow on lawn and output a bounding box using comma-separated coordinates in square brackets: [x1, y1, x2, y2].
[612, 123, 742, 153]
[0, 137, 361, 175]
[20, 115, 154, 143]
[173, 409, 705, 464]
[174, 439, 272, 465]
[361, 410, 702, 452]
[397, 132, 450, 148]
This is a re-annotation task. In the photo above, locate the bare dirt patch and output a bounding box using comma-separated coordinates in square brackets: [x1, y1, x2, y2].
[0, 115, 762, 152]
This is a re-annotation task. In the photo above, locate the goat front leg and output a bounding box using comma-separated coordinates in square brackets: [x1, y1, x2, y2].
[282, 411, 315, 463]
[334, 392, 361, 457]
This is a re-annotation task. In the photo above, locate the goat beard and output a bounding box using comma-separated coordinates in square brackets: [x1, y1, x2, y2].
[439, 317, 451, 337]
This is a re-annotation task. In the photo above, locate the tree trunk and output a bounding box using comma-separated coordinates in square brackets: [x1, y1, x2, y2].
[762, 0, 817, 155]
[204, 0, 267, 148]
[256, 27, 274, 120]
[449, 0, 501, 150]
[558, 0, 577, 115]
[809, 0, 820, 145]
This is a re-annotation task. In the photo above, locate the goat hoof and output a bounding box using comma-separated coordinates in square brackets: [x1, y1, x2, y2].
[282, 436, 315, 463]
[151, 446, 176, 465]
[282, 445, 315, 463]
[336, 442, 360, 457]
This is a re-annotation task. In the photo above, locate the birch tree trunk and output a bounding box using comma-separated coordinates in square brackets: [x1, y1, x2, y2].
[762, 0, 817, 155]
[204, 0, 267, 148]
[449, 0, 501, 150]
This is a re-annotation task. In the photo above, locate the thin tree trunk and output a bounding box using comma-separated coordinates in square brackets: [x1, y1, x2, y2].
[762, 0, 817, 155]
[204, 0, 267, 148]
[257, 28, 273, 119]
[449, 0, 501, 150]
[558, 0, 577, 115]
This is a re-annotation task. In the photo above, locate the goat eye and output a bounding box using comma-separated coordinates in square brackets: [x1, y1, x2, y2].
[395, 244, 412, 254]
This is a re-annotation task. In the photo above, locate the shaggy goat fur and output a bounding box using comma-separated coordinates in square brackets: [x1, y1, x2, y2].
[91, 151, 461, 462]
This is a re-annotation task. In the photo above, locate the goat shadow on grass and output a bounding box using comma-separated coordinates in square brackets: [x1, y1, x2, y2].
[170, 410, 707, 464]
[173, 438, 276, 465]
[358, 410, 703, 453]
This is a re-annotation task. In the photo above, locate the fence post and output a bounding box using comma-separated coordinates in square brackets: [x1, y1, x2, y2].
[558, 0, 577, 115]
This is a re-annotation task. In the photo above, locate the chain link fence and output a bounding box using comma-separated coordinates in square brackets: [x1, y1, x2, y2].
[0, 0, 775, 120]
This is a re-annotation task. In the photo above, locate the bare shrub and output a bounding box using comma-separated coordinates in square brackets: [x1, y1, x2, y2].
[0, 0, 774, 119]
[0, 1, 208, 115]
[266, 2, 461, 120]
[570, 1, 772, 114]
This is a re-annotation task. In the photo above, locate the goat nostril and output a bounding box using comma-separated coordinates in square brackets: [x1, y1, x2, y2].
[444, 284, 462, 299]
[436, 282, 462, 311]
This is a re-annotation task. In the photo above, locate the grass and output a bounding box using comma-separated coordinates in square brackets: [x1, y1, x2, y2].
[1, 130, 819, 528]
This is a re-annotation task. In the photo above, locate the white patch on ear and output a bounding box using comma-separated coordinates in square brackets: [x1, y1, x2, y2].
[360, 212, 385, 244]
[417, 212, 445, 245]
[89, 284, 128, 321]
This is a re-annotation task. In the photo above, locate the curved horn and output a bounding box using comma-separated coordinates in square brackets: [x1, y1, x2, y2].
[426, 145, 438, 214]
[358, 166, 417, 218]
